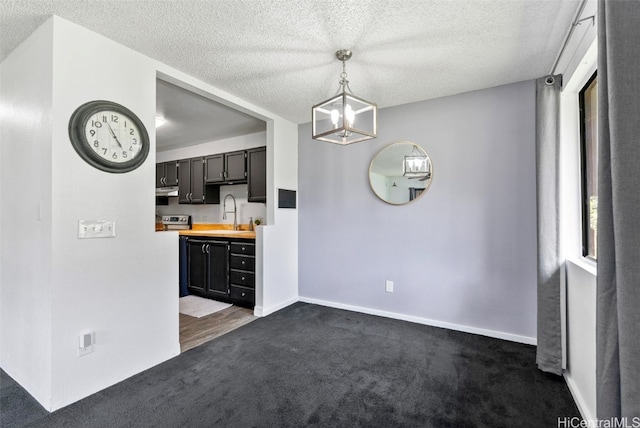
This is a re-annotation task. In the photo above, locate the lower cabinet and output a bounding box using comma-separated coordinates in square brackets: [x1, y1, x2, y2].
[228, 241, 256, 307]
[186, 237, 255, 308]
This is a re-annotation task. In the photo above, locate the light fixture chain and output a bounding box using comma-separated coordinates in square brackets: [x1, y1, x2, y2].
[338, 59, 353, 94]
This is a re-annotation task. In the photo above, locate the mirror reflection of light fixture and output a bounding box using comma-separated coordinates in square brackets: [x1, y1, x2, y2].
[311, 49, 377, 145]
[403, 145, 430, 177]
[369, 141, 433, 205]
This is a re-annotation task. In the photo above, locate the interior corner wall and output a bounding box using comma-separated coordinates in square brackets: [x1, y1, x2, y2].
[47, 16, 178, 410]
[0, 17, 54, 407]
[298, 80, 538, 342]
[257, 120, 298, 316]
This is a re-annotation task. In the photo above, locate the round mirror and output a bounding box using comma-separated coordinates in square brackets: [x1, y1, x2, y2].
[369, 141, 433, 205]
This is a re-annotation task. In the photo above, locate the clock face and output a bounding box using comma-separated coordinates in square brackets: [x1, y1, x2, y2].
[69, 100, 150, 173]
[84, 110, 144, 164]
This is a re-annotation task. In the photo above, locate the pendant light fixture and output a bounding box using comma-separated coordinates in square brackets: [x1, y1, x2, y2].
[312, 49, 377, 145]
[403, 145, 430, 177]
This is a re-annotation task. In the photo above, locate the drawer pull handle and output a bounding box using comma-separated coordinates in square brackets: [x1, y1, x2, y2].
[241, 260, 245, 265]
[241, 276, 245, 281]
[242, 247, 245, 251]
[241, 292, 246, 297]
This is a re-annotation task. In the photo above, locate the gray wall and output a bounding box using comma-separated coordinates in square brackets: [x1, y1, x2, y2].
[298, 80, 538, 342]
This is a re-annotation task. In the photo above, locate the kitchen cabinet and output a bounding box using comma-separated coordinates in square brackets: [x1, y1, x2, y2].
[205, 151, 247, 184]
[225, 150, 247, 183]
[204, 154, 224, 183]
[160, 147, 262, 205]
[186, 239, 229, 299]
[156, 161, 179, 187]
[179, 157, 219, 204]
[185, 237, 255, 308]
[247, 147, 266, 203]
[228, 241, 255, 307]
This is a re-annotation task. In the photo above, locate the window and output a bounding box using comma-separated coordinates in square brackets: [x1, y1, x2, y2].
[579, 72, 598, 260]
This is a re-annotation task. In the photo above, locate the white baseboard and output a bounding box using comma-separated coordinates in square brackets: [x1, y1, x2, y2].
[563, 372, 595, 422]
[254, 296, 298, 317]
[298, 296, 537, 345]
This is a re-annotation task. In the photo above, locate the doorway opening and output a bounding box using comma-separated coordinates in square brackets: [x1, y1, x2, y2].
[155, 76, 266, 352]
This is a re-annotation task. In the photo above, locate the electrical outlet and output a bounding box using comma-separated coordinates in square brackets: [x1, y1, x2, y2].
[78, 332, 95, 357]
[385, 280, 394, 293]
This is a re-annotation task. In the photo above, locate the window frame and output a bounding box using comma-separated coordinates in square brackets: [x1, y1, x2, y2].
[578, 70, 598, 261]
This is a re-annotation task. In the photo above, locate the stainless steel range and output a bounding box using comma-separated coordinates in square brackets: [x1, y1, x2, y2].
[161, 215, 191, 231]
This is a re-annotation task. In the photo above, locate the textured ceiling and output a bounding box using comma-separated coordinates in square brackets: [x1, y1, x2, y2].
[1, 0, 581, 125]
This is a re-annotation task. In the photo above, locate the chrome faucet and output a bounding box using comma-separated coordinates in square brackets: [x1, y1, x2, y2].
[222, 194, 238, 230]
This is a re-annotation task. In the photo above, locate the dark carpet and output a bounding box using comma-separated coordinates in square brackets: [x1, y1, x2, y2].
[1, 302, 579, 427]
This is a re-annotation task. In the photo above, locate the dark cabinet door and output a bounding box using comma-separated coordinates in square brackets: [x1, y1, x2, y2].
[206, 241, 229, 297]
[247, 147, 266, 203]
[164, 161, 179, 186]
[229, 286, 254, 306]
[225, 151, 247, 183]
[156, 163, 165, 188]
[187, 239, 208, 294]
[157, 161, 179, 187]
[179, 158, 219, 205]
[205, 154, 224, 183]
[190, 158, 205, 204]
[178, 159, 191, 204]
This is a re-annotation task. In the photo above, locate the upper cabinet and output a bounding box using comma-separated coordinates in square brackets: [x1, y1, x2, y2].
[156, 161, 179, 187]
[204, 154, 224, 184]
[158, 146, 265, 205]
[225, 151, 247, 183]
[178, 158, 219, 204]
[205, 151, 246, 185]
[247, 147, 266, 203]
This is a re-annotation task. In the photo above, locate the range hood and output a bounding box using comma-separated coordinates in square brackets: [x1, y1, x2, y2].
[156, 186, 179, 197]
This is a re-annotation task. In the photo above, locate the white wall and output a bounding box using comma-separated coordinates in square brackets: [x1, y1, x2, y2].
[47, 17, 180, 410]
[299, 80, 538, 343]
[255, 120, 299, 316]
[156, 131, 267, 226]
[0, 18, 54, 407]
[565, 260, 596, 421]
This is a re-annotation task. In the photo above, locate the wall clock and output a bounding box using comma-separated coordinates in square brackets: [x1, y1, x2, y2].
[68, 100, 150, 173]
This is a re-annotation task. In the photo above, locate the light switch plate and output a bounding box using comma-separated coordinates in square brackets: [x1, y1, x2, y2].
[78, 220, 116, 239]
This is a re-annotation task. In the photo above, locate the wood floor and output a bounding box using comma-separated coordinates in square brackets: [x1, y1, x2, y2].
[179, 305, 256, 352]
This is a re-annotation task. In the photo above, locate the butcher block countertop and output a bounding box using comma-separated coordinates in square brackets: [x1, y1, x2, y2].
[178, 223, 256, 240]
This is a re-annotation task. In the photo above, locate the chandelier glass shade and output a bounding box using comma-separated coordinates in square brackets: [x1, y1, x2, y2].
[312, 50, 377, 145]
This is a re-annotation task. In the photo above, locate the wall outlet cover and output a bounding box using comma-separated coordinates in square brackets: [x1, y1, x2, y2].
[78, 332, 95, 356]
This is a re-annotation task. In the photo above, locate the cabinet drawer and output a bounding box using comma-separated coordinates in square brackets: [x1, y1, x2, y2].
[230, 270, 255, 288]
[230, 286, 254, 307]
[230, 242, 255, 256]
[230, 255, 255, 271]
